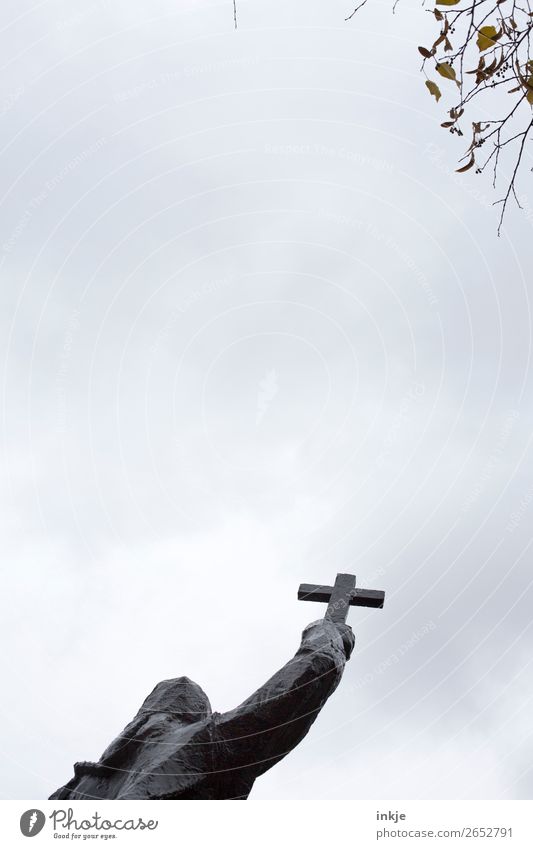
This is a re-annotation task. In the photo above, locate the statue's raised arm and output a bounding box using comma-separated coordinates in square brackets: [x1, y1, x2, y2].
[211, 618, 355, 796]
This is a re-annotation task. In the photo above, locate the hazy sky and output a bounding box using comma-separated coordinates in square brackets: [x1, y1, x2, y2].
[1, 0, 532, 800]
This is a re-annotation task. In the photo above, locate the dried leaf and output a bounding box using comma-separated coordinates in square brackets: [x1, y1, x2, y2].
[418, 46, 433, 58]
[495, 52, 505, 72]
[527, 76, 533, 104]
[517, 65, 533, 95]
[456, 154, 475, 173]
[476, 26, 499, 52]
[425, 79, 442, 101]
[436, 0, 460, 5]
[436, 62, 458, 82]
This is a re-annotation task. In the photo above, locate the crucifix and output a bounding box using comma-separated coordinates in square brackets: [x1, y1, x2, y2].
[298, 573, 385, 623]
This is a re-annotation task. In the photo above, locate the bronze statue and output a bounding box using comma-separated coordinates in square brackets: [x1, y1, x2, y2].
[50, 574, 384, 800]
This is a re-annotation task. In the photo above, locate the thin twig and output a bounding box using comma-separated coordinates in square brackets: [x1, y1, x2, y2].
[345, 0, 369, 22]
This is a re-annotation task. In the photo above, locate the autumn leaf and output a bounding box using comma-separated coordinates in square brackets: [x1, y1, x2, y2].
[436, 62, 458, 84]
[476, 26, 499, 52]
[516, 65, 533, 102]
[436, 0, 460, 6]
[456, 153, 475, 172]
[526, 75, 533, 104]
[425, 80, 442, 101]
[418, 46, 433, 58]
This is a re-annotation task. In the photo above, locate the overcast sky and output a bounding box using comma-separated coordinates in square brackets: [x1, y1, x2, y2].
[1, 0, 532, 800]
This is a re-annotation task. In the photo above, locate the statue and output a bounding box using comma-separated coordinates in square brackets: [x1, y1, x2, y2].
[50, 573, 384, 800]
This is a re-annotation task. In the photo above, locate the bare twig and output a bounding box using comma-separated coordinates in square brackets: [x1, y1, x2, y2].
[346, 0, 370, 22]
[495, 118, 533, 234]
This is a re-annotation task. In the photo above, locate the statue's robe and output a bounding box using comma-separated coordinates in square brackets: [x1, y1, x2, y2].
[49, 619, 351, 800]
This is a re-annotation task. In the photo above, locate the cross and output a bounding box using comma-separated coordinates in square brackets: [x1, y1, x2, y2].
[297, 573, 385, 624]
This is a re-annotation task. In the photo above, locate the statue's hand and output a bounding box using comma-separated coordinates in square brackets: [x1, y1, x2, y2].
[302, 619, 355, 660]
[336, 623, 355, 660]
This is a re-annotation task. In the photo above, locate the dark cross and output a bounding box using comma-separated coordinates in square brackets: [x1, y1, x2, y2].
[298, 573, 385, 624]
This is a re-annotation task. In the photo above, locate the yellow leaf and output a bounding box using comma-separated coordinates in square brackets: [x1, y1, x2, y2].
[425, 80, 442, 102]
[527, 76, 533, 104]
[477, 26, 498, 52]
[436, 62, 457, 82]
[436, 0, 460, 5]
